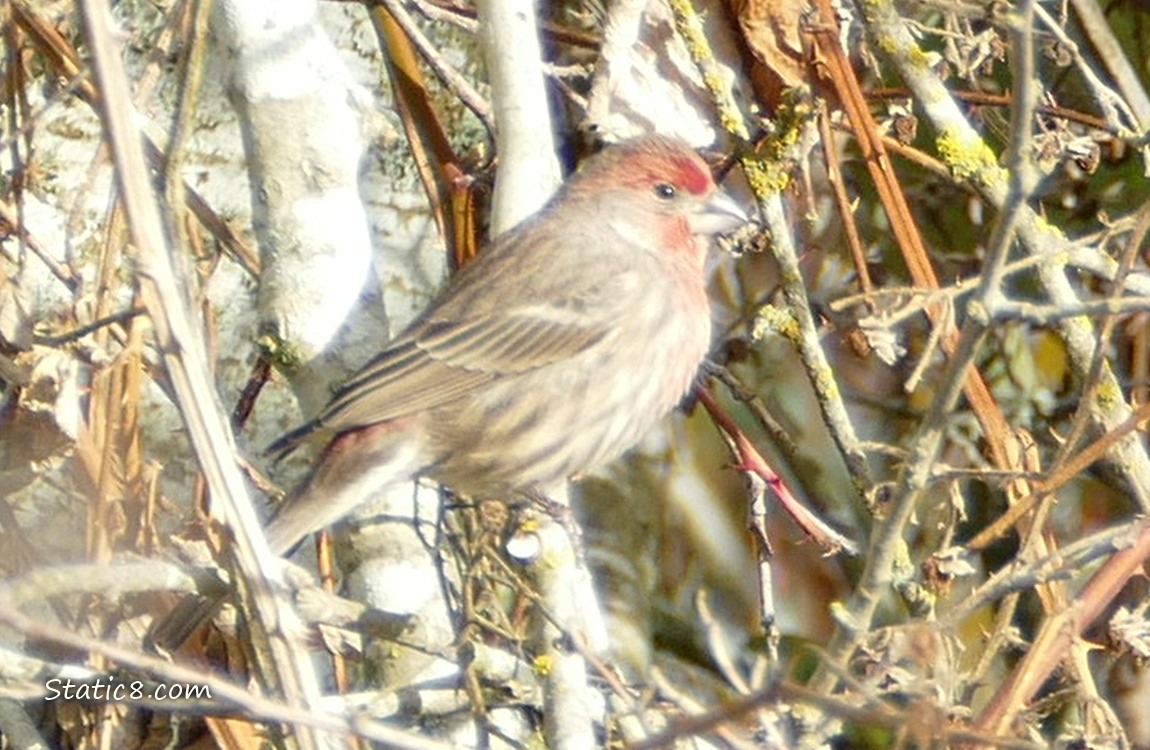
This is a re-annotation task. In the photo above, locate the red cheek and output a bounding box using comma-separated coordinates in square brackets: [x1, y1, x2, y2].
[660, 217, 702, 262]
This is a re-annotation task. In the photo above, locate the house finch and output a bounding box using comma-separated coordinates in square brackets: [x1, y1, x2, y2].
[262, 134, 746, 553]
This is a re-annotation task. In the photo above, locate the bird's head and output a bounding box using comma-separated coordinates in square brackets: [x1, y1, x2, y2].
[572, 136, 747, 257]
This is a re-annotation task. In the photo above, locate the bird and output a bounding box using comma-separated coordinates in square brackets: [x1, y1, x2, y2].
[150, 137, 745, 653]
[259, 134, 746, 555]
[148, 135, 745, 652]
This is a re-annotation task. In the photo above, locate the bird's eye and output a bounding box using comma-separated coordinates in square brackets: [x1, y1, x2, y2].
[653, 183, 677, 200]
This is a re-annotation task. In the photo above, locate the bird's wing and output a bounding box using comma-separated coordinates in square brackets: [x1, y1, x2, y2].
[318, 304, 609, 430]
[265, 213, 636, 457]
[322, 210, 644, 430]
[266, 300, 610, 457]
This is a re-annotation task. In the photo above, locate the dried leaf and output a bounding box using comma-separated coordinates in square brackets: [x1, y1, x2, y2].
[732, 0, 808, 110]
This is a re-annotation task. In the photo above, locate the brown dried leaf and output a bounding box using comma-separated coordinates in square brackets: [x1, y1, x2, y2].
[732, 0, 809, 110]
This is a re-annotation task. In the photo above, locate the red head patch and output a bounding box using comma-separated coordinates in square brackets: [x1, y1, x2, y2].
[580, 136, 716, 196]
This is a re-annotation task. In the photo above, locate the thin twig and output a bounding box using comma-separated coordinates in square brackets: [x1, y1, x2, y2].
[375, 0, 494, 136]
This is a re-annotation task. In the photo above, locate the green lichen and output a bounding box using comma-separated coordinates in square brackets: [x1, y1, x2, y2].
[702, 70, 726, 94]
[1095, 376, 1122, 413]
[1031, 214, 1067, 241]
[741, 94, 811, 197]
[532, 654, 554, 676]
[753, 305, 801, 343]
[813, 364, 840, 401]
[259, 333, 307, 374]
[936, 128, 1000, 183]
[761, 92, 810, 158]
[905, 43, 934, 71]
[743, 158, 791, 196]
[667, 0, 751, 141]
[875, 33, 900, 57]
[666, 0, 711, 66]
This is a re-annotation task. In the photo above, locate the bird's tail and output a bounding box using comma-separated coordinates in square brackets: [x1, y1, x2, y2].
[264, 421, 421, 554]
[149, 421, 420, 651]
[264, 418, 323, 462]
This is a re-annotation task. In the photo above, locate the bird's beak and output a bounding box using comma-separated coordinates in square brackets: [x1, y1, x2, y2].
[690, 189, 749, 236]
